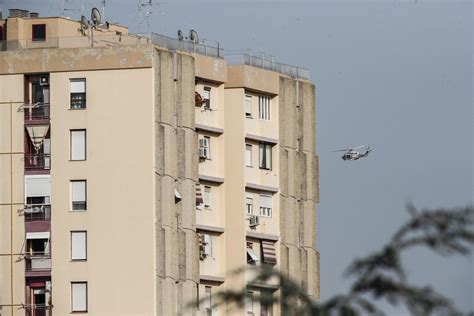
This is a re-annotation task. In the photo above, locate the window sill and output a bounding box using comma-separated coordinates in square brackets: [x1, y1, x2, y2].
[69, 159, 87, 162]
[70, 210, 87, 212]
[246, 165, 253, 168]
[69, 108, 87, 111]
[71, 259, 87, 262]
[246, 115, 253, 119]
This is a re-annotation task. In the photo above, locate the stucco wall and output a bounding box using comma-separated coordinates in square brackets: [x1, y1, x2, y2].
[278, 77, 319, 307]
[0, 74, 26, 315]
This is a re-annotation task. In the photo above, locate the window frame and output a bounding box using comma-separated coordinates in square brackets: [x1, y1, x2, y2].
[258, 143, 272, 170]
[259, 195, 272, 218]
[71, 231, 87, 261]
[70, 78, 87, 109]
[204, 286, 212, 312]
[246, 195, 254, 215]
[32, 24, 46, 41]
[71, 282, 88, 312]
[203, 186, 212, 209]
[258, 95, 271, 121]
[70, 129, 86, 161]
[70, 180, 87, 211]
[203, 87, 211, 109]
[245, 144, 253, 167]
[200, 136, 211, 160]
[245, 95, 253, 118]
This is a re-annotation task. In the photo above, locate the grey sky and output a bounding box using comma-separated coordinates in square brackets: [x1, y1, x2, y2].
[3, 0, 473, 313]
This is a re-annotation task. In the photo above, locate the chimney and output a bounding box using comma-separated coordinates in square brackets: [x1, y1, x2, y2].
[9, 9, 29, 18]
[29, 12, 39, 18]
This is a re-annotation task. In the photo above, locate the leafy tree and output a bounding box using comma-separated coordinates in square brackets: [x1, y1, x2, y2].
[211, 205, 474, 315]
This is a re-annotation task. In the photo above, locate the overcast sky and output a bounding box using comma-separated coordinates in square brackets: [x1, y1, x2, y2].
[3, 0, 473, 313]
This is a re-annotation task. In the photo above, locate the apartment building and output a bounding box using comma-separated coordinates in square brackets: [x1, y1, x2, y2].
[0, 9, 319, 316]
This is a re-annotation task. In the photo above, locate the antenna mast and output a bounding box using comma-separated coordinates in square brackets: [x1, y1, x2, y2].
[101, 0, 106, 21]
[138, 0, 154, 35]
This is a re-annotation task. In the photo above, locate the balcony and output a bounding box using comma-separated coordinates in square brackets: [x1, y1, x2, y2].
[25, 253, 51, 271]
[25, 304, 52, 316]
[24, 103, 50, 122]
[25, 154, 51, 171]
[23, 204, 51, 222]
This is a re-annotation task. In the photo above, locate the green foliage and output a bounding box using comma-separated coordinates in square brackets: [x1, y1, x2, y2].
[214, 205, 474, 315]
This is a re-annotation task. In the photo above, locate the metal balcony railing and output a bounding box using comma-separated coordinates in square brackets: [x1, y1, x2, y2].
[225, 50, 310, 80]
[25, 253, 51, 271]
[23, 204, 51, 222]
[25, 154, 51, 171]
[23, 103, 50, 121]
[151, 33, 224, 59]
[25, 304, 53, 316]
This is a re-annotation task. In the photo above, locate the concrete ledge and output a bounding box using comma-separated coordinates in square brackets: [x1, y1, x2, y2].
[245, 182, 278, 193]
[245, 133, 278, 145]
[199, 174, 225, 184]
[246, 231, 279, 242]
[200, 275, 225, 284]
[247, 281, 279, 291]
[196, 224, 225, 234]
[196, 124, 224, 135]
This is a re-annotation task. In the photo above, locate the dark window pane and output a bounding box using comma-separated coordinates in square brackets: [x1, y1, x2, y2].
[70, 93, 86, 109]
[32, 24, 46, 41]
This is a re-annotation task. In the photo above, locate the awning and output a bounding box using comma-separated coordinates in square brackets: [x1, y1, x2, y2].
[196, 184, 203, 204]
[26, 232, 50, 240]
[247, 248, 259, 262]
[26, 125, 50, 152]
[261, 240, 277, 265]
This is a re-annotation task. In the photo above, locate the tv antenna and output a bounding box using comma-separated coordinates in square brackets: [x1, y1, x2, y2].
[137, 0, 165, 35]
[60, 0, 85, 17]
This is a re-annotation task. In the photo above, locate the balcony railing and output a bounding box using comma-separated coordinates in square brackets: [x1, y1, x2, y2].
[225, 50, 310, 80]
[24, 204, 51, 222]
[25, 304, 53, 316]
[25, 253, 51, 271]
[151, 33, 224, 59]
[23, 103, 50, 121]
[25, 154, 51, 171]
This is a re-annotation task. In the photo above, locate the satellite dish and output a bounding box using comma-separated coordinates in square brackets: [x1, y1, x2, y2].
[80, 15, 89, 30]
[189, 29, 199, 43]
[91, 7, 102, 26]
[177, 30, 184, 41]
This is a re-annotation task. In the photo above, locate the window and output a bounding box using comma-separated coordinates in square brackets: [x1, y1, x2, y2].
[0, 26, 4, 42]
[259, 143, 272, 170]
[70, 79, 86, 109]
[246, 242, 259, 264]
[32, 24, 46, 41]
[199, 136, 211, 160]
[259, 195, 272, 217]
[258, 95, 270, 120]
[71, 282, 87, 312]
[203, 87, 211, 109]
[246, 195, 253, 215]
[260, 291, 273, 316]
[70, 130, 86, 160]
[245, 95, 252, 117]
[204, 186, 211, 209]
[245, 144, 252, 167]
[246, 291, 254, 314]
[204, 286, 212, 314]
[71, 231, 87, 261]
[71, 180, 87, 211]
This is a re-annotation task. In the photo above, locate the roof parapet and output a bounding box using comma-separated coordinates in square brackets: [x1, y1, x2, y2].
[225, 50, 310, 80]
[151, 33, 223, 59]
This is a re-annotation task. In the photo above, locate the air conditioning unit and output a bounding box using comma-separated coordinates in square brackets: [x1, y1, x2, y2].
[249, 215, 260, 227]
[39, 75, 49, 86]
[198, 147, 207, 159]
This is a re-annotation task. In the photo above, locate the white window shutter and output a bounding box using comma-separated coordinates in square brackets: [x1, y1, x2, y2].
[72, 283, 87, 311]
[260, 195, 272, 209]
[71, 232, 87, 260]
[70, 79, 85, 93]
[71, 130, 86, 160]
[71, 181, 86, 202]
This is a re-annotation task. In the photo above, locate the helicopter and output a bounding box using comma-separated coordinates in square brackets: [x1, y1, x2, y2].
[333, 145, 372, 161]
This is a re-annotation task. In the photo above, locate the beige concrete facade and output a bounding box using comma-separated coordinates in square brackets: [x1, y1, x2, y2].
[1, 12, 318, 316]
